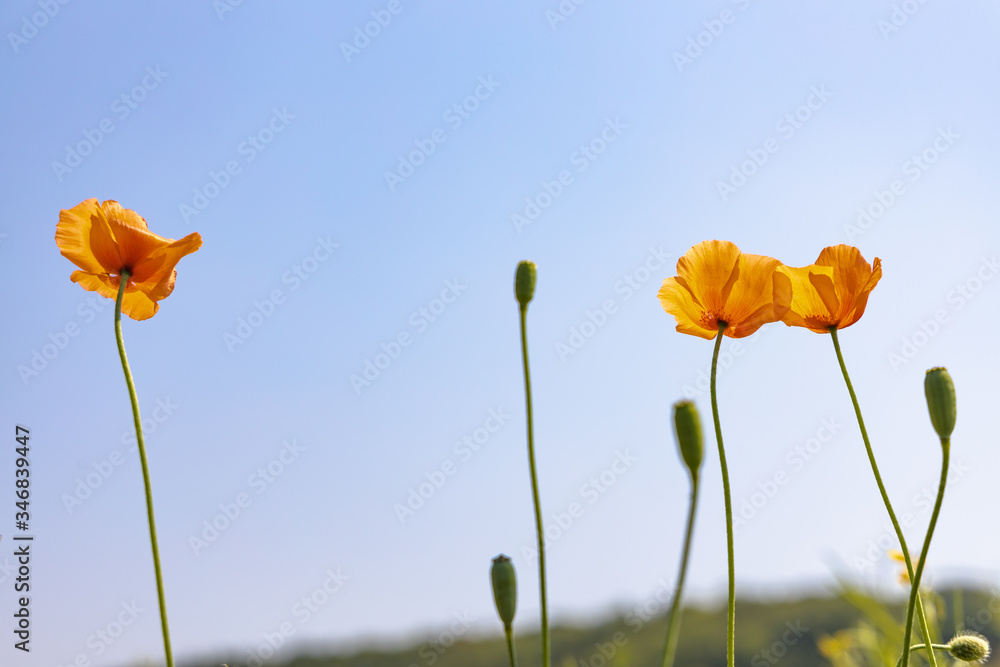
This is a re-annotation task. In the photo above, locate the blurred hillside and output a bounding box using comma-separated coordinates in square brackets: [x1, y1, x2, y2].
[191, 587, 1000, 667]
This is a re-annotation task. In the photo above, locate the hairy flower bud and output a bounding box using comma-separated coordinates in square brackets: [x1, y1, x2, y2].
[672, 401, 703, 477]
[947, 631, 990, 663]
[924, 367, 957, 439]
[490, 554, 517, 629]
[515, 261, 537, 309]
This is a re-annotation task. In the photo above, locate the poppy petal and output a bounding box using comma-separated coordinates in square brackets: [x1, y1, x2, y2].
[119, 290, 159, 320]
[131, 232, 202, 287]
[88, 207, 126, 273]
[56, 199, 106, 274]
[808, 271, 840, 316]
[777, 264, 838, 332]
[720, 252, 782, 333]
[100, 200, 149, 231]
[104, 215, 171, 275]
[817, 245, 869, 298]
[70, 270, 118, 300]
[676, 240, 741, 316]
[658, 277, 717, 339]
[839, 257, 883, 329]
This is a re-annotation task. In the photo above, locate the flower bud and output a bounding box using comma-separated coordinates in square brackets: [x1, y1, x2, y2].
[947, 631, 990, 663]
[924, 367, 957, 439]
[490, 554, 517, 629]
[515, 261, 537, 309]
[673, 401, 703, 477]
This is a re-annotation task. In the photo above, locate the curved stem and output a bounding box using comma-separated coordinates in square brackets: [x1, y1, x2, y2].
[115, 271, 174, 667]
[660, 473, 700, 667]
[895, 643, 951, 667]
[519, 305, 548, 667]
[709, 323, 735, 667]
[504, 626, 519, 667]
[829, 328, 937, 666]
[900, 439, 950, 667]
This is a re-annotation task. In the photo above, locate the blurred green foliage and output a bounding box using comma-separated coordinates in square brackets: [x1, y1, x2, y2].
[197, 587, 997, 667]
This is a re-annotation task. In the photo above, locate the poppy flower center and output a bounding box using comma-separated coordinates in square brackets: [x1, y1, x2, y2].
[807, 312, 838, 326]
[698, 312, 720, 328]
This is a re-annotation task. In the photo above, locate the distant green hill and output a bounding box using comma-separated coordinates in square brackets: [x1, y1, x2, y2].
[200, 588, 998, 667]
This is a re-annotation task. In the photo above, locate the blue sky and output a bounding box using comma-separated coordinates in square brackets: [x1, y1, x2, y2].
[2, 1, 1000, 665]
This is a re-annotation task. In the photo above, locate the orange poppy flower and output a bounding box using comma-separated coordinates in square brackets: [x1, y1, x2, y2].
[56, 199, 202, 321]
[775, 245, 881, 333]
[657, 240, 790, 339]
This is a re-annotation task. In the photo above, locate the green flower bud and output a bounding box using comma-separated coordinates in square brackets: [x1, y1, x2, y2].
[515, 261, 537, 309]
[947, 631, 990, 663]
[490, 554, 517, 629]
[673, 400, 703, 477]
[924, 367, 957, 439]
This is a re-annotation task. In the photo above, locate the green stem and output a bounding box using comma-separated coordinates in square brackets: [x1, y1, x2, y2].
[518, 305, 548, 667]
[895, 643, 951, 667]
[504, 626, 519, 667]
[709, 323, 735, 667]
[660, 473, 700, 667]
[953, 588, 963, 634]
[829, 328, 937, 667]
[114, 270, 174, 667]
[900, 439, 950, 667]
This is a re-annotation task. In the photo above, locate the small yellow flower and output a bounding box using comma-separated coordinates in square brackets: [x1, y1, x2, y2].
[888, 549, 922, 585]
[817, 630, 854, 658]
